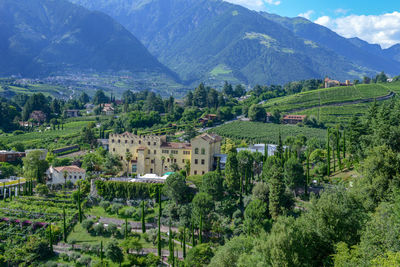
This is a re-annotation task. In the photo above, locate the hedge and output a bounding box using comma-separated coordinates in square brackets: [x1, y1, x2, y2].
[95, 180, 163, 200]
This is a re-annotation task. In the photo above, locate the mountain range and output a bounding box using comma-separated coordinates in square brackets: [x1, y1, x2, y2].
[1, 0, 400, 87]
[0, 0, 174, 78]
[70, 0, 400, 86]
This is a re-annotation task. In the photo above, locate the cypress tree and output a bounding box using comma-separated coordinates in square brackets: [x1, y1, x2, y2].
[49, 224, 53, 253]
[157, 188, 162, 257]
[169, 223, 174, 264]
[18, 180, 20, 197]
[3, 183, 5, 201]
[191, 222, 195, 246]
[77, 184, 82, 223]
[125, 217, 128, 240]
[183, 227, 186, 259]
[343, 129, 346, 159]
[199, 213, 203, 244]
[100, 241, 104, 265]
[63, 207, 67, 243]
[141, 201, 146, 233]
[336, 127, 341, 170]
[10, 187, 12, 201]
[327, 129, 330, 176]
[333, 140, 336, 173]
[306, 151, 310, 196]
[264, 144, 268, 161]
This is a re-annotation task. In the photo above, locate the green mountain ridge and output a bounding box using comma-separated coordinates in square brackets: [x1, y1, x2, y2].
[71, 0, 387, 86]
[0, 0, 176, 78]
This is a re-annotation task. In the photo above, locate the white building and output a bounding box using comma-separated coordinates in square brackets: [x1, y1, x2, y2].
[46, 165, 86, 185]
[236, 144, 285, 157]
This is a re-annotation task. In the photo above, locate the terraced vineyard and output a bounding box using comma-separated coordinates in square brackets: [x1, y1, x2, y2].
[263, 83, 391, 112]
[209, 121, 326, 143]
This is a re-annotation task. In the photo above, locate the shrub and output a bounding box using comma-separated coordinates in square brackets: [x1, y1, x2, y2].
[100, 200, 111, 211]
[93, 222, 105, 236]
[69, 251, 81, 262]
[111, 203, 123, 215]
[59, 253, 69, 261]
[108, 223, 118, 236]
[82, 219, 94, 232]
[124, 207, 136, 218]
[78, 255, 92, 266]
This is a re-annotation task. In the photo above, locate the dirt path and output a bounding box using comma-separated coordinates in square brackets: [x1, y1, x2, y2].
[285, 91, 395, 114]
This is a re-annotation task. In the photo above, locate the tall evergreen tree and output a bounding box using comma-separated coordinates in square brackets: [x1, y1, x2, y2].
[225, 147, 239, 194]
[158, 188, 162, 257]
[327, 128, 331, 176]
[141, 201, 146, 233]
[268, 167, 286, 220]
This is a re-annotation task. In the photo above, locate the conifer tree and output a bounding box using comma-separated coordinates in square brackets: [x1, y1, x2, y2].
[157, 188, 162, 257]
[327, 129, 331, 176]
[141, 201, 146, 233]
[63, 207, 67, 243]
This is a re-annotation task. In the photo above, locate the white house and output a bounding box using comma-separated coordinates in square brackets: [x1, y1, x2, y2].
[46, 165, 86, 185]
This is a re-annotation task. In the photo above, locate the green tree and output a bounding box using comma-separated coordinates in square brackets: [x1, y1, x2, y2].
[23, 150, 49, 184]
[268, 167, 286, 220]
[164, 173, 189, 204]
[248, 104, 265, 122]
[200, 171, 223, 201]
[105, 240, 124, 266]
[224, 147, 239, 194]
[283, 157, 305, 195]
[244, 199, 270, 234]
[185, 243, 214, 267]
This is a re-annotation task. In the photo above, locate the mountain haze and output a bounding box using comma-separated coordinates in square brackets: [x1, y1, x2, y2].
[262, 13, 400, 76]
[72, 0, 387, 86]
[0, 0, 175, 78]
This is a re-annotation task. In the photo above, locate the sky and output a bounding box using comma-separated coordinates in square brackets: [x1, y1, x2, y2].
[224, 0, 400, 49]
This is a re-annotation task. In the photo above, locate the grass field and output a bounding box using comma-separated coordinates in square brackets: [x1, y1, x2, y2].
[209, 121, 326, 143]
[0, 121, 94, 149]
[263, 83, 390, 112]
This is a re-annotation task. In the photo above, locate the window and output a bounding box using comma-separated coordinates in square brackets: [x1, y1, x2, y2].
[74, 176, 77, 179]
[112, 148, 115, 152]
[112, 139, 115, 143]
[118, 139, 121, 143]
[69, 175, 72, 179]
[182, 159, 185, 163]
[154, 142, 157, 146]
[167, 158, 170, 163]
[202, 171, 205, 175]
[121, 156, 123, 160]
[125, 140, 127, 144]
[139, 140, 141, 144]
[148, 142, 150, 146]
[171, 150, 178, 154]
[162, 150, 169, 154]
[126, 148, 129, 152]
[151, 159, 154, 163]
[79, 176, 82, 179]
[150, 168, 153, 173]
[154, 150, 157, 154]
[194, 171, 197, 175]
[132, 164, 137, 173]
[148, 150, 151, 154]
[201, 159, 205, 165]
[201, 148, 205, 155]
[195, 159, 198, 164]
[183, 151, 190, 155]
[131, 140, 134, 144]
[195, 148, 199, 154]
[174, 159, 177, 163]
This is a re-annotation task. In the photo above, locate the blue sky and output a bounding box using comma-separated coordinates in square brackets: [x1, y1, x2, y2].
[225, 0, 400, 48]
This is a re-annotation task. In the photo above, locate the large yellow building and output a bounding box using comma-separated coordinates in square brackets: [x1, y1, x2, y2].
[109, 132, 222, 176]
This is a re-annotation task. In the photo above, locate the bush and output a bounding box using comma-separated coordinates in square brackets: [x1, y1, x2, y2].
[111, 203, 123, 215]
[100, 200, 111, 211]
[93, 222, 105, 236]
[82, 219, 94, 232]
[59, 253, 69, 261]
[81, 243, 91, 253]
[108, 223, 118, 236]
[69, 251, 81, 262]
[120, 223, 132, 238]
[124, 207, 136, 218]
[78, 255, 92, 266]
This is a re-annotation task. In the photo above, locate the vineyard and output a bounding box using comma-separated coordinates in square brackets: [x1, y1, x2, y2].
[209, 121, 326, 143]
[0, 121, 94, 150]
[263, 83, 391, 112]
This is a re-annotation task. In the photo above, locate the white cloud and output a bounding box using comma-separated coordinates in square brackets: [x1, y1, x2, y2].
[334, 8, 349, 15]
[298, 10, 314, 20]
[224, 0, 281, 11]
[315, 12, 400, 49]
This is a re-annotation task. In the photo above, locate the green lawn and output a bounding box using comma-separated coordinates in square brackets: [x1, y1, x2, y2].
[209, 121, 326, 143]
[263, 83, 390, 112]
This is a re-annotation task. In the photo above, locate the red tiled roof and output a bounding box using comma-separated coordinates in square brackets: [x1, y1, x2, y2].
[54, 166, 85, 173]
[283, 115, 307, 120]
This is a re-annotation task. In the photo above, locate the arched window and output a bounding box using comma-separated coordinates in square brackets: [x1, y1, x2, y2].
[195, 148, 199, 154]
[201, 148, 205, 155]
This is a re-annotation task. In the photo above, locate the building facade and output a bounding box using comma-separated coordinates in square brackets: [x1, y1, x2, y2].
[46, 165, 86, 185]
[109, 132, 221, 176]
[0, 151, 25, 162]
